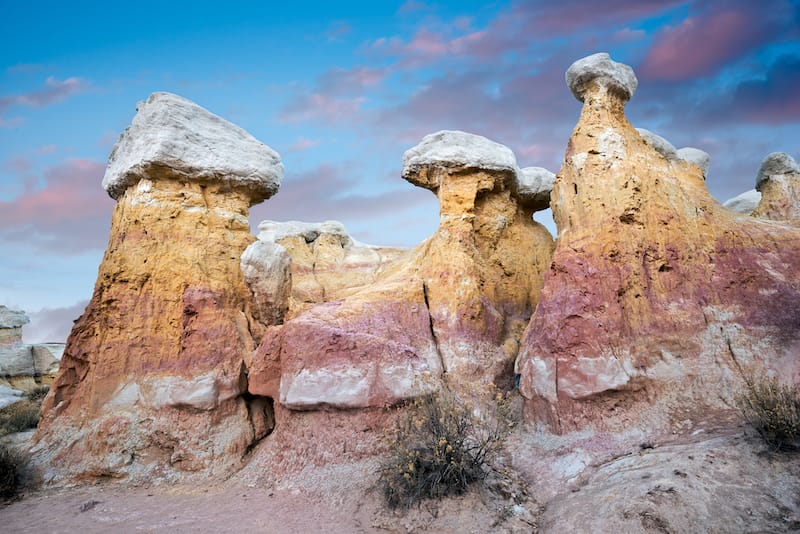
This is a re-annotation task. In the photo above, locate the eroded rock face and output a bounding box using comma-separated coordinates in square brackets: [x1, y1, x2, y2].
[517, 54, 800, 434]
[254, 220, 408, 317]
[248, 131, 555, 409]
[752, 152, 800, 223]
[35, 93, 283, 483]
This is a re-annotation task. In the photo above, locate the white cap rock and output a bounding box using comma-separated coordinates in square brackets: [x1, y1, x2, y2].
[723, 189, 762, 215]
[676, 147, 711, 179]
[257, 220, 353, 246]
[566, 52, 638, 103]
[517, 167, 555, 212]
[756, 152, 799, 190]
[103, 92, 284, 203]
[401, 130, 518, 187]
[636, 128, 677, 161]
[0, 306, 29, 329]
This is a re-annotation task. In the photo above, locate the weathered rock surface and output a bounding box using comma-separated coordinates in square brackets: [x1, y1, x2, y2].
[535, 432, 800, 533]
[752, 152, 800, 222]
[35, 92, 284, 483]
[517, 53, 800, 434]
[255, 220, 408, 317]
[248, 130, 555, 409]
[723, 189, 762, 214]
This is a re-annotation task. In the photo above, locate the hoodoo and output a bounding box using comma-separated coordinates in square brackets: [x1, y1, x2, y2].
[516, 53, 800, 434]
[36, 92, 284, 481]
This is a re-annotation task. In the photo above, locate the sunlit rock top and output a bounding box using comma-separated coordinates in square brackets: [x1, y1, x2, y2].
[103, 92, 283, 203]
[401, 130, 518, 185]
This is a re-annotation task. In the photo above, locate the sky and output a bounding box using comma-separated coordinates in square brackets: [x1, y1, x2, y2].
[1, 0, 799, 343]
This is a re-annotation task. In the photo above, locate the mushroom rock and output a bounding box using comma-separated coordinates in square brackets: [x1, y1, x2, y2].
[751, 152, 800, 223]
[517, 167, 555, 212]
[254, 220, 408, 317]
[398, 131, 555, 382]
[517, 53, 800, 435]
[676, 147, 710, 179]
[249, 131, 555, 409]
[723, 189, 762, 215]
[35, 92, 283, 483]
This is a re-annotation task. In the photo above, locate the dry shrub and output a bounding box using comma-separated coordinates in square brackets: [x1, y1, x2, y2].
[380, 378, 515, 509]
[736, 375, 800, 451]
[0, 400, 40, 436]
[0, 443, 25, 499]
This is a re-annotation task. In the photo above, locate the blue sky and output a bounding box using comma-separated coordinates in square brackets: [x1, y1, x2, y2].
[1, 0, 799, 342]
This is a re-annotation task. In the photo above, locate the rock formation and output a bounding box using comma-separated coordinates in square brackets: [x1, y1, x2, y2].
[0, 306, 62, 389]
[35, 92, 284, 482]
[517, 53, 800, 434]
[247, 130, 554, 410]
[751, 152, 800, 223]
[254, 220, 408, 317]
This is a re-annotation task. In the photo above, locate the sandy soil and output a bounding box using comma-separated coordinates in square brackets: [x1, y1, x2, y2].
[3, 428, 799, 533]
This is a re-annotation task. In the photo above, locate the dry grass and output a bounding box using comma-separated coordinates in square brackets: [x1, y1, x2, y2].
[736, 375, 800, 451]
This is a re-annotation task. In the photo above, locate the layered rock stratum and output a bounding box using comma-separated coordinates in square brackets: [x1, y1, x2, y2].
[35, 93, 284, 482]
[516, 52, 800, 433]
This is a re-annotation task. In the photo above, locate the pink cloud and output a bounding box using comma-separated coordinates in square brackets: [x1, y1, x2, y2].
[0, 76, 90, 126]
[288, 138, 320, 152]
[0, 158, 114, 253]
[317, 66, 389, 95]
[7, 76, 90, 109]
[640, 7, 773, 81]
[278, 93, 365, 123]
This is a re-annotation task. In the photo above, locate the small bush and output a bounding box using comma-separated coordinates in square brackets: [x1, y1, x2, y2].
[0, 443, 25, 499]
[735, 375, 800, 451]
[379, 379, 514, 509]
[0, 401, 40, 436]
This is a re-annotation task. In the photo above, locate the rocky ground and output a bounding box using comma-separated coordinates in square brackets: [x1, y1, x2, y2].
[3, 425, 798, 533]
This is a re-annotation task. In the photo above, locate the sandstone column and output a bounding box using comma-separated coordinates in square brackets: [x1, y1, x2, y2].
[36, 92, 284, 482]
